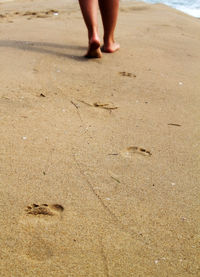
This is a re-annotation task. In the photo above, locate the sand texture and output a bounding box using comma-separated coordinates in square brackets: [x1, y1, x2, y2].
[0, 0, 200, 276]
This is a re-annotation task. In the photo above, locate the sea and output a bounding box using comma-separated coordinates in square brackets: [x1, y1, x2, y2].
[139, 0, 200, 17]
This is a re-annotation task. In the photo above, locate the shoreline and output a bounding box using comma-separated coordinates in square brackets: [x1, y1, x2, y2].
[135, 0, 200, 18]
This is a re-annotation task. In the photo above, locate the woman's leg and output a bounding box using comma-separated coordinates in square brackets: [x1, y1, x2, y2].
[78, 0, 102, 58]
[98, 0, 120, 53]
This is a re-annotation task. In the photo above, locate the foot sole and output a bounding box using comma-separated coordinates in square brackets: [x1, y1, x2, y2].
[85, 40, 102, 59]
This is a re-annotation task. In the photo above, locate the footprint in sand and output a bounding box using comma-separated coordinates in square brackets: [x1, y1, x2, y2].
[0, 9, 60, 22]
[0, 14, 7, 18]
[119, 72, 136, 78]
[25, 203, 64, 217]
[25, 237, 54, 261]
[23, 9, 59, 19]
[121, 146, 152, 158]
[120, 5, 150, 13]
[19, 204, 63, 261]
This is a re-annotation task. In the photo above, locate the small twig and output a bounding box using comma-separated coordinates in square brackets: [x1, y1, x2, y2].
[93, 102, 118, 110]
[111, 176, 120, 183]
[70, 100, 83, 123]
[71, 100, 79, 109]
[77, 99, 118, 110]
[168, 123, 182, 127]
[77, 99, 93, 107]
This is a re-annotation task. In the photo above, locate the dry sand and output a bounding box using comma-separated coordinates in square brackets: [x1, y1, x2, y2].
[0, 0, 200, 276]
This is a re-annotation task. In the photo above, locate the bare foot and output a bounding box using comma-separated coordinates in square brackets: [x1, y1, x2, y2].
[85, 38, 102, 59]
[102, 42, 120, 53]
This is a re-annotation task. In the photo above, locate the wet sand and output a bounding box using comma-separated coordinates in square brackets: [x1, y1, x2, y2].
[0, 0, 200, 276]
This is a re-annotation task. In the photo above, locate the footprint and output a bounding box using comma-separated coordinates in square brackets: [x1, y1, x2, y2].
[25, 203, 64, 217]
[19, 204, 63, 261]
[23, 9, 59, 19]
[121, 146, 152, 158]
[119, 72, 136, 78]
[0, 9, 60, 21]
[25, 238, 53, 261]
[0, 14, 7, 18]
[120, 5, 150, 12]
[23, 11, 37, 16]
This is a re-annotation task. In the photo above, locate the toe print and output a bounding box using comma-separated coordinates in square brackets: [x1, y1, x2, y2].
[25, 203, 64, 216]
[121, 146, 152, 158]
[119, 72, 136, 78]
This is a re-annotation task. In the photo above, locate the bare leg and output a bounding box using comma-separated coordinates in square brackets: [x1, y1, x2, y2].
[99, 0, 120, 53]
[78, 0, 102, 58]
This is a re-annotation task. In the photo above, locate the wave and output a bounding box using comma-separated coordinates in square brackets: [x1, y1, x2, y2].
[141, 0, 200, 17]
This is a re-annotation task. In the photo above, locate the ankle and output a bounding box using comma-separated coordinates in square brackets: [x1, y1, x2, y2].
[102, 38, 120, 53]
[104, 35, 115, 47]
[88, 28, 99, 41]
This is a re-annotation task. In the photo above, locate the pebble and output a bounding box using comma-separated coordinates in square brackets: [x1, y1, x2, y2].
[155, 260, 159, 264]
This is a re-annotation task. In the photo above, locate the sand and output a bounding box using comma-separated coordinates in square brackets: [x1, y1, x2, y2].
[0, 0, 200, 276]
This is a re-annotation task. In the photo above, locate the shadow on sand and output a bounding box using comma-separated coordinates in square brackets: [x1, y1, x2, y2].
[0, 40, 87, 61]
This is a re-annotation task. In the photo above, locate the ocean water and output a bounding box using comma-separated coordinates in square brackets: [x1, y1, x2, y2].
[140, 0, 200, 17]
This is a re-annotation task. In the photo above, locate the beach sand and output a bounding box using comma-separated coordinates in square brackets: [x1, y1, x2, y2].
[0, 0, 200, 276]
